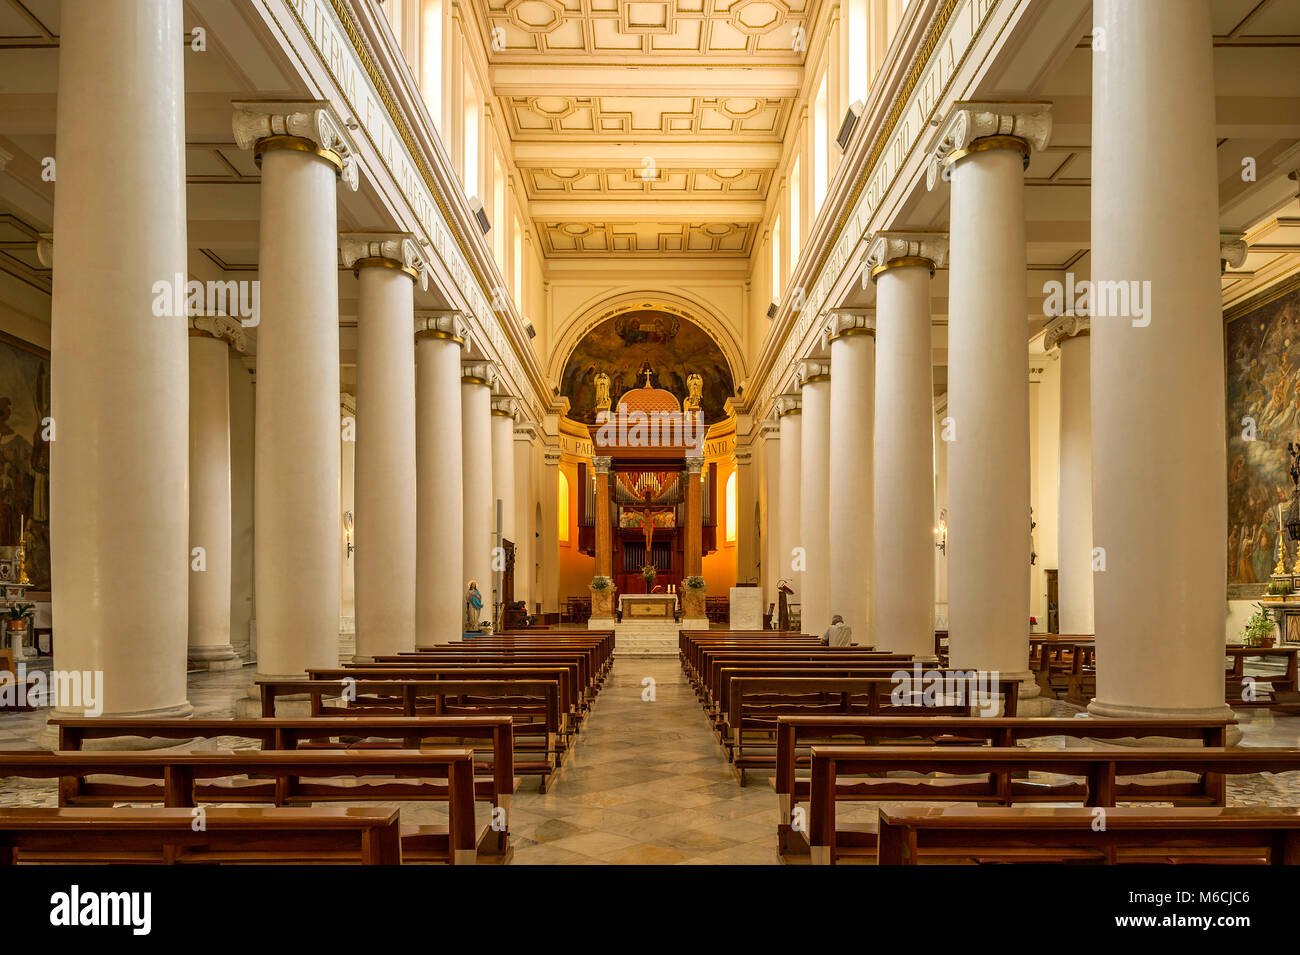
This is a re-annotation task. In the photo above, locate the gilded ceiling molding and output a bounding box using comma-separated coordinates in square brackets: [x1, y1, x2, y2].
[231, 100, 359, 192]
[340, 233, 430, 289]
[866, 231, 949, 280]
[188, 314, 248, 352]
[1042, 314, 1090, 352]
[925, 102, 1053, 191]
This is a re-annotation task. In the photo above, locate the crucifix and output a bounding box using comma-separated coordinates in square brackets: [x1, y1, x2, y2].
[635, 486, 672, 572]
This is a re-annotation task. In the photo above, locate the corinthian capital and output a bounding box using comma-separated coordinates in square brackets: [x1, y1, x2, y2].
[340, 233, 430, 290]
[414, 310, 467, 344]
[461, 360, 497, 387]
[926, 101, 1052, 191]
[189, 314, 248, 352]
[1042, 314, 1090, 352]
[232, 100, 359, 191]
[866, 231, 949, 279]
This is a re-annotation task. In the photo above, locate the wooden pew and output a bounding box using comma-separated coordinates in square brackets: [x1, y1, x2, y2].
[316, 666, 581, 736]
[375, 652, 597, 705]
[723, 676, 1021, 783]
[773, 715, 1236, 852]
[256, 678, 563, 791]
[1225, 644, 1300, 708]
[0, 748, 480, 864]
[876, 806, 1300, 865]
[806, 744, 1300, 864]
[704, 655, 913, 718]
[52, 715, 515, 854]
[0, 806, 404, 865]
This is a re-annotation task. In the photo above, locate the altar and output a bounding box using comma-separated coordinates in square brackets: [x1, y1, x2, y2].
[619, 593, 676, 620]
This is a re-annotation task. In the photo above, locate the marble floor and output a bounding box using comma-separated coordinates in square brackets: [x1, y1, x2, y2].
[2, 656, 1300, 863]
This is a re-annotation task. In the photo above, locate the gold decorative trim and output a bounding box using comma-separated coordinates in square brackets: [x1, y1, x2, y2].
[827, 326, 876, 341]
[942, 135, 1031, 173]
[253, 135, 344, 175]
[351, 256, 419, 281]
[800, 374, 831, 384]
[462, 375, 491, 386]
[490, 409, 515, 417]
[414, 329, 465, 345]
[776, 407, 802, 418]
[870, 255, 936, 282]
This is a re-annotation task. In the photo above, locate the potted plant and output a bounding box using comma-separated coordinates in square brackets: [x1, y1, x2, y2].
[642, 564, 657, 592]
[589, 575, 615, 619]
[681, 575, 706, 619]
[1267, 579, 1293, 597]
[4, 604, 33, 633]
[1240, 603, 1276, 648]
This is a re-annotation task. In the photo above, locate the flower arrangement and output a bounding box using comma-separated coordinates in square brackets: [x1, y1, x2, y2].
[683, 575, 706, 591]
[590, 576, 612, 591]
[1240, 603, 1276, 648]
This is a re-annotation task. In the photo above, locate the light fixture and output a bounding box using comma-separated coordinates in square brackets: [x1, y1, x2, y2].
[934, 508, 947, 555]
[468, 197, 491, 234]
[343, 510, 354, 558]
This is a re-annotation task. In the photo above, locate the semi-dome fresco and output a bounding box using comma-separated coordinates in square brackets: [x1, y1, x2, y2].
[560, 309, 735, 426]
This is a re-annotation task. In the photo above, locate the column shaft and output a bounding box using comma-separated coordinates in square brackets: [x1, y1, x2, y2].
[874, 265, 937, 660]
[1089, 0, 1227, 718]
[828, 327, 874, 641]
[686, 460, 703, 577]
[353, 263, 417, 659]
[188, 330, 238, 666]
[461, 370, 495, 620]
[415, 325, 464, 646]
[594, 460, 612, 578]
[50, 0, 191, 719]
[800, 370, 832, 635]
[253, 146, 343, 678]
[777, 404, 803, 614]
[490, 402, 517, 550]
[946, 147, 1032, 688]
[762, 426, 781, 609]
[1056, 330, 1094, 635]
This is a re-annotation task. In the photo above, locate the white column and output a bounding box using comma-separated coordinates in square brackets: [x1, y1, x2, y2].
[415, 313, 466, 646]
[541, 447, 562, 614]
[826, 313, 875, 643]
[491, 396, 518, 614]
[1089, 0, 1229, 720]
[926, 102, 1051, 713]
[799, 360, 832, 636]
[775, 396, 802, 623]
[341, 235, 426, 660]
[188, 317, 245, 669]
[49, 0, 192, 723]
[462, 361, 497, 627]
[761, 421, 781, 609]
[234, 102, 358, 682]
[1045, 317, 1094, 635]
[514, 422, 539, 610]
[733, 446, 758, 584]
[868, 233, 948, 661]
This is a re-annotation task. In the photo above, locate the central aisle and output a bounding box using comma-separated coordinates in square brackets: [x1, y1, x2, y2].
[507, 658, 780, 864]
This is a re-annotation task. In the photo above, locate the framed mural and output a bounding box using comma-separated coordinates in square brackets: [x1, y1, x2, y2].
[560, 309, 736, 425]
[0, 331, 50, 590]
[1225, 274, 1300, 598]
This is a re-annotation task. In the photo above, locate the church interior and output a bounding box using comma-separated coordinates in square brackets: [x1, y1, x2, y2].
[0, 0, 1299, 877]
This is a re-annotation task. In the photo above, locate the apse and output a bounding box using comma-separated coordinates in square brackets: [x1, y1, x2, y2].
[559, 309, 736, 426]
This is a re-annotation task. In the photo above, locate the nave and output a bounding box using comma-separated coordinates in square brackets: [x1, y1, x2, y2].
[2, 645, 1300, 866]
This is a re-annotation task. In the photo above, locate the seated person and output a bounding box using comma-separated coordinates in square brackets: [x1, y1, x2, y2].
[821, 614, 853, 647]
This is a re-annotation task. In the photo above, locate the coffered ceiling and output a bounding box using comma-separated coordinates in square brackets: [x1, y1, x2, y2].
[472, 0, 818, 257]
